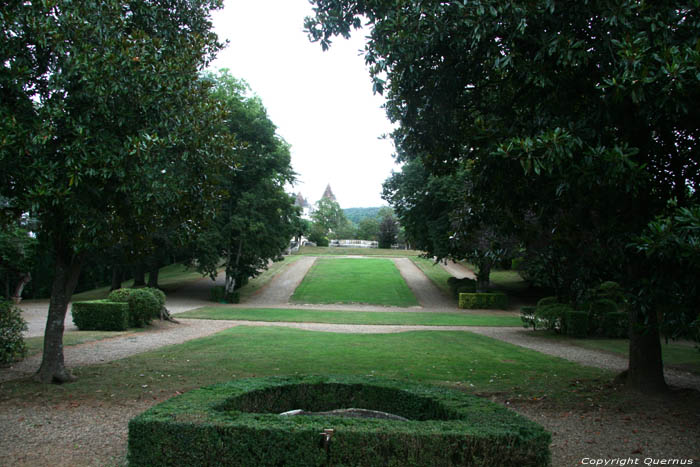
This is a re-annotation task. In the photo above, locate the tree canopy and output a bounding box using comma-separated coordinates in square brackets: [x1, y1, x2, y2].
[307, 0, 700, 392]
[0, 0, 227, 382]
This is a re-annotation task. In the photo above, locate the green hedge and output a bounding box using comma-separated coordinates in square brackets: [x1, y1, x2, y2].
[603, 311, 629, 338]
[562, 310, 589, 338]
[128, 376, 551, 466]
[534, 304, 572, 332]
[107, 288, 161, 327]
[520, 306, 536, 330]
[72, 300, 129, 331]
[458, 292, 508, 309]
[1, 301, 28, 364]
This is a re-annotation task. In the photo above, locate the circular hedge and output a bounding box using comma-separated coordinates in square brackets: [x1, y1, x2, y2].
[128, 376, 551, 466]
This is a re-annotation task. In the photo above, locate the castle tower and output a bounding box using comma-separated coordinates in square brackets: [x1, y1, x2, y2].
[321, 184, 336, 202]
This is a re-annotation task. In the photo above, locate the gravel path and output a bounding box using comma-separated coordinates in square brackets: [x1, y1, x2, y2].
[392, 258, 454, 309]
[244, 256, 316, 305]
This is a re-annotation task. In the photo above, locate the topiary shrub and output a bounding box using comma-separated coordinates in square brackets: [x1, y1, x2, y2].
[458, 292, 508, 309]
[108, 288, 159, 327]
[520, 306, 536, 329]
[143, 287, 166, 318]
[72, 300, 129, 331]
[127, 289, 160, 327]
[562, 310, 589, 338]
[603, 311, 629, 338]
[537, 296, 558, 308]
[128, 376, 551, 467]
[534, 304, 572, 332]
[588, 299, 618, 336]
[0, 301, 27, 364]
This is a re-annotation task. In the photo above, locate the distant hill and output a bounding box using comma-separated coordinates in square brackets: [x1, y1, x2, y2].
[343, 207, 382, 225]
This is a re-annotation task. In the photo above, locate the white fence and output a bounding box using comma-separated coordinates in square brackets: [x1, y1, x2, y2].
[329, 239, 379, 249]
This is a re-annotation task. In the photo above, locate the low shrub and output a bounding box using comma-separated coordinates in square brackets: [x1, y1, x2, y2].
[128, 375, 551, 467]
[603, 311, 629, 338]
[458, 292, 508, 309]
[562, 310, 589, 338]
[588, 299, 618, 336]
[71, 300, 129, 331]
[107, 288, 160, 327]
[537, 296, 558, 308]
[210, 286, 240, 304]
[143, 287, 166, 307]
[520, 306, 536, 329]
[534, 304, 572, 332]
[448, 277, 477, 298]
[0, 301, 27, 364]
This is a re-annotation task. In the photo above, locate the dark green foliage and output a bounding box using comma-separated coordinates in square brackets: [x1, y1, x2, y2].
[603, 312, 629, 338]
[128, 376, 551, 467]
[210, 286, 240, 304]
[143, 288, 166, 308]
[537, 297, 559, 308]
[588, 299, 619, 336]
[534, 304, 573, 332]
[343, 207, 381, 225]
[458, 293, 508, 310]
[562, 311, 589, 338]
[107, 288, 160, 327]
[71, 300, 129, 332]
[448, 276, 477, 298]
[0, 301, 27, 364]
[520, 306, 536, 330]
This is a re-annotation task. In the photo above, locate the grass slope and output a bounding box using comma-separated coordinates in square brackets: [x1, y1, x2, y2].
[179, 307, 522, 326]
[410, 257, 454, 298]
[291, 258, 419, 307]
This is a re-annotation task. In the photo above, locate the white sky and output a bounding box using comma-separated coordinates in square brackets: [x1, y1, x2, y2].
[207, 0, 399, 208]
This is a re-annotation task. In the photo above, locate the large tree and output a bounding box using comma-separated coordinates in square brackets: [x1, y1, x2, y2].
[187, 70, 299, 298]
[0, 0, 226, 382]
[307, 0, 700, 392]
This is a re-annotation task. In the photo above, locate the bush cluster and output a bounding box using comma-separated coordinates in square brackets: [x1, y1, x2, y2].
[72, 300, 130, 331]
[0, 301, 28, 364]
[458, 292, 508, 309]
[210, 285, 240, 304]
[520, 283, 628, 338]
[128, 375, 551, 467]
[106, 288, 164, 328]
[447, 276, 476, 298]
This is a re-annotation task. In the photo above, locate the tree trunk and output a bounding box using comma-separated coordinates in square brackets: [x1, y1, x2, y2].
[147, 263, 160, 288]
[225, 240, 243, 295]
[110, 265, 122, 291]
[35, 253, 83, 384]
[623, 305, 667, 393]
[132, 263, 146, 287]
[476, 260, 491, 292]
[12, 272, 31, 302]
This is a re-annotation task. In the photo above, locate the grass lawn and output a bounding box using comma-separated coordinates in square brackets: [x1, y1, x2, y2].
[238, 256, 302, 302]
[295, 246, 424, 257]
[72, 263, 209, 301]
[178, 307, 522, 326]
[1, 326, 611, 404]
[290, 258, 419, 307]
[529, 331, 700, 376]
[410, 256, 454, 298]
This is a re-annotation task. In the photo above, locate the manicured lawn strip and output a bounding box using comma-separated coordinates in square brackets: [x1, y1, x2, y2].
[72, 264, 211, 301]
[296, 246, 424, 257]
[238, 256, 302, 302]
[410, 256, 454, 298]
[291, 258, 419, 307]
[527, 331, 700, 376]
[2, 327, 611, 403]
[462, 262, 529, 294]
[178, 307, 522, 326]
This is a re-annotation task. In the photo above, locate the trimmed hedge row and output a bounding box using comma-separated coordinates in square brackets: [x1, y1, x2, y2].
[1, 300, 28, 364]
[108, 288, 161, 327]
[458, 292, 508, 310]
[72, 300, 129, 331]
[210, 285, 240, 304]
[128, 376, 551, 466]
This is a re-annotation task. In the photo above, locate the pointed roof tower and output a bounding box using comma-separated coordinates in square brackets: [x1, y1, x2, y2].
[321, 184, 336, 202]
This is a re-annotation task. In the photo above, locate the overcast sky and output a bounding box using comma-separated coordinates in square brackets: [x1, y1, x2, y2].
[207, 0, 399, 208]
